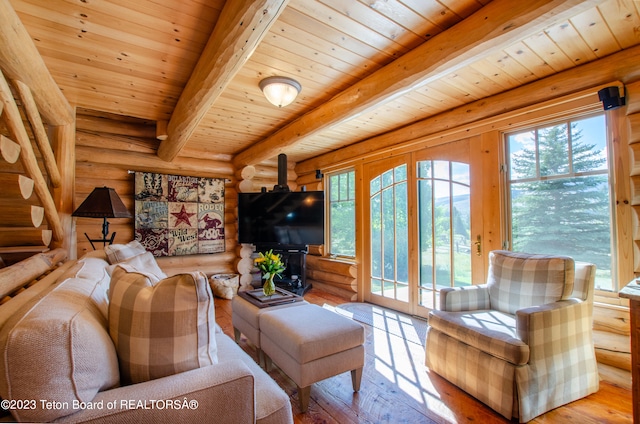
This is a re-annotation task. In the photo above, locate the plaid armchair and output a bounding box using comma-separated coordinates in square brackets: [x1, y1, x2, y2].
[425, 250, 599, 422]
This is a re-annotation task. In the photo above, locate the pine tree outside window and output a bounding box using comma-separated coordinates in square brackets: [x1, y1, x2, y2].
[505, 113, 616, 291]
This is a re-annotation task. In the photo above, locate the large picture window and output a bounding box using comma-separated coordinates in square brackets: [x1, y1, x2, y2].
[328, 170, 356, 257]
[505, 113, 615, 291]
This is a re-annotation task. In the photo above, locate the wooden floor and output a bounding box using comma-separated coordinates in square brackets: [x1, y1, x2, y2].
[214, 287, 633, 423]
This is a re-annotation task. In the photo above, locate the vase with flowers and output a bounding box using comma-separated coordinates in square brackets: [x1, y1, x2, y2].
[254, 249, 286, 297]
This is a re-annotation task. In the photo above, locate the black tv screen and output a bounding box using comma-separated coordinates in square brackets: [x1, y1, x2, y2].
[238, 191, 324, 247]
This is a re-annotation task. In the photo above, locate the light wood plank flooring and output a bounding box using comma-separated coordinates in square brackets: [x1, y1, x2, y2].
[214, 288, 632, 423]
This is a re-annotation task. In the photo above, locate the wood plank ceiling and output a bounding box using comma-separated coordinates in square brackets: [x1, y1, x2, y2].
[10, 0, 640, 166]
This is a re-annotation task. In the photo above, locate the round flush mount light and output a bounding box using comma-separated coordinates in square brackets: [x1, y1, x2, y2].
[259, 76, 301, 108]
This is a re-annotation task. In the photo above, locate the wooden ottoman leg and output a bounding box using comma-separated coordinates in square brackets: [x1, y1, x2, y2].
[298, 386, 311, 412]
[257, 348, 265, 369]
[233, 327, 241, 343]
[351, 367, 363, 391]
[264, 353, 273, 372]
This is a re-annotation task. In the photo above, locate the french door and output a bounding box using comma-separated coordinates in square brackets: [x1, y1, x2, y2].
[363, 140, 473, 317]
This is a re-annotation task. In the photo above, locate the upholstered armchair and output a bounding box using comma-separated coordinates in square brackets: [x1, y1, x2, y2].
[425, 250, 599, 422]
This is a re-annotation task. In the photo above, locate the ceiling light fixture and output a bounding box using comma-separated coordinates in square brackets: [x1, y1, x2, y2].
[259, 76, 301, 108]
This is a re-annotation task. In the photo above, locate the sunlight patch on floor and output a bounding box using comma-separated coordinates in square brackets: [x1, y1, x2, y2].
[323, 301, 457, 423]
[370, 314, 457, 423]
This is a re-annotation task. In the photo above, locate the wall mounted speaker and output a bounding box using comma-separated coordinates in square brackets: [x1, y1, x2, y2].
[597, 86, 625, 110]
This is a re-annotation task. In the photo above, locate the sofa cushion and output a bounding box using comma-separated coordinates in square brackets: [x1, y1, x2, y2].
[428, 309, 530, 365]
[108, 266, 218, 384]
[487, 250, 574, 315]
[105, 240, 147, 264]
[0, 256, 119, 423]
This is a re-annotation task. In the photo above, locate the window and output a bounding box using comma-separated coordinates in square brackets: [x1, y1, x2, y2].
[328, 170, 356, 257]
[418, 160, 471, 309]
[370, 164, 408, 301]
[505, 113, 615, 291]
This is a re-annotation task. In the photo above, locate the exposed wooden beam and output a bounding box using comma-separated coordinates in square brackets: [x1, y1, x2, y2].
[14, 80, 62, 188]
[0, 0, 73, 126]
[157, 0, 290, 162]
[297, 44, 640, 175]
[77, 145, 234, 179]
[233, 0, 605, 168]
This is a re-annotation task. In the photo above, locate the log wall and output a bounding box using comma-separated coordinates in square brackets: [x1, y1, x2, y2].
[74, 112, 238, 277]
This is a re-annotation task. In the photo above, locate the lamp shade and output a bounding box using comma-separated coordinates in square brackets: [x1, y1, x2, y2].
[259, 76, 301, 108]
[72, 187, 131, 218]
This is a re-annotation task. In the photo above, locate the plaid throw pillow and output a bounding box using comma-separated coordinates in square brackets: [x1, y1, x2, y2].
[108, 266, 218, 384]
[487, 250, 574, 315]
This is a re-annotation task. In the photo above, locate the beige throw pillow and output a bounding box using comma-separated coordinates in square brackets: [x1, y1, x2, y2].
[106, 251, 167, 283]
[108, 266, 217, 384]
[104, 240, 147, 264]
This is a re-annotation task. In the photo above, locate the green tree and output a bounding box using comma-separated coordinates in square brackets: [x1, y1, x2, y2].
[510, 123, 610, 269]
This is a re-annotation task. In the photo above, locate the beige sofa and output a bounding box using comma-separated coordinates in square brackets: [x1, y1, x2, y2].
[0, 249, 293, 423]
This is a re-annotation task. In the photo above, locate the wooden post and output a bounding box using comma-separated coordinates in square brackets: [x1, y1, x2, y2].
[619, 283, 640, 424]
[51, 115, 77, 257]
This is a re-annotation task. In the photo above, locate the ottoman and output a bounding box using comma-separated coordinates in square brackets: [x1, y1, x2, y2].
[232, 294, 308, 367]
[260, 304, 365, 412]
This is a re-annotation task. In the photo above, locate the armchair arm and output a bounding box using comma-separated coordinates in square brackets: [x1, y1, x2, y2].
[440, 284, 490, 311]
[514, 299, 599, 421]
[61, 360, 255, 424]
[516, 299, 592, 352]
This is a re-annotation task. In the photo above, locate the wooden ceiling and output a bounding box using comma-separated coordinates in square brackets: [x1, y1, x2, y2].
[10, 0, 640, 166]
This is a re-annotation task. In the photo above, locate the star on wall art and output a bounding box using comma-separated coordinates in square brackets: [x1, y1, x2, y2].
[170, 204, 196, 227]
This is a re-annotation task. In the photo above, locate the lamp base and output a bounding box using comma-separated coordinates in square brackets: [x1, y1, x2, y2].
[84, 232, 117, 250]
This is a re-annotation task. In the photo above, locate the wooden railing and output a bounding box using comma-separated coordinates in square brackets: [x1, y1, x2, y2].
[0, 69, 59, 251]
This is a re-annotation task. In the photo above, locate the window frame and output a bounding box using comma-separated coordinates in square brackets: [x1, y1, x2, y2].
[326, 168, 357, 259]
[501, 111, 623, 297]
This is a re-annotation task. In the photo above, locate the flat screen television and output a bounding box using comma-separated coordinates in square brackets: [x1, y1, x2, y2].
[238, 191, 324, 247]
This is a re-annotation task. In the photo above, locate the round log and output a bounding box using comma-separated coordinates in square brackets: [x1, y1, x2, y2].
[629, 113, 640, 145]
[41, 229, 52, 246]
[237, 257, 255, 275]
[239, 243, 254, 258]
[0, 174, 33, 199]
[19, 175, 34, 199]
[307, 245, 324, 256]
[306, 255, 357, 277]
[31, 205, 44, 228]
[626, 80, 640, 115]
[307, 269, 357, 291]
[0, 135, 20, 163]
[239, 165, 256, 180]
[238, 273, 255, 291]
[296, 172, 322, 186]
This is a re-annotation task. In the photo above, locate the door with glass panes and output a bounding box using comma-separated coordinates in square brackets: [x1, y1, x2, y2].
[363, 140, 473, 317]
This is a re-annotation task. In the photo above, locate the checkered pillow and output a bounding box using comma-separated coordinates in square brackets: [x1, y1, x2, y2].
[487, 250, 574, 315]
[108, 266, 217, 384]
